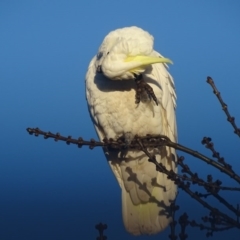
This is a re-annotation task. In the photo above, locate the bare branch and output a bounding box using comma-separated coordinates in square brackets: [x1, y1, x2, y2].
[178, 156, 240, 192]
[26, 127, 240, 184]
[206, 76, 240, 137]
[190, 216, 234, 237]
[169, 201, 179, 240]
[95, 223, 107, 240]
[135, 138, 240, 229]
[202, 137, 233, 171]
[178, 213, 188, 240]
[26, 76, 240, 238]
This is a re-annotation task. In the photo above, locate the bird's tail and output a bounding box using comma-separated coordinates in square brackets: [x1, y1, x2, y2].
[109, 146, 177, 235]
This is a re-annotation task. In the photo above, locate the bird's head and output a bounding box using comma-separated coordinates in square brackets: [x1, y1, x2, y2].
[95, 26, 172, 80]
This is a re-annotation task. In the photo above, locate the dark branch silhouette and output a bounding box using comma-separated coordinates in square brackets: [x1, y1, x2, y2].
[95, 223, 108, 240]
[26, 76, 240, 239]
[207, 76, 240, 137]
[26, 128, 240, 185]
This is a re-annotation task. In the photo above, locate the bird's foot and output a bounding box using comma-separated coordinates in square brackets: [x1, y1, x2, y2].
[134, 74, 158, 106]
[116, 132, 134, 149]
[124, 132, 134, 147]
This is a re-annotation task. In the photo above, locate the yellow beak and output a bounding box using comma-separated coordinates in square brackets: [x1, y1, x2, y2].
[125, 55, 173, 66]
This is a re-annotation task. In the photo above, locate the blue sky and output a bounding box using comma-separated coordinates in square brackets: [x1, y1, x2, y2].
[1, 1, 240, 239]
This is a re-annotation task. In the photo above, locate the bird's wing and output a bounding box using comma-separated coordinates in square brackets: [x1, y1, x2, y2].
[86, 56, 124, 188]
[148, 50, 177, 142]
[120, 56, 177, 235]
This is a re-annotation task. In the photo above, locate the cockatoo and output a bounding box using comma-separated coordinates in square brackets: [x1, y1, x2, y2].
[85, 26, 177, 235]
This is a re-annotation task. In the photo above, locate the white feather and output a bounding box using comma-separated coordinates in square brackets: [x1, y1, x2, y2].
[85, 26, 177, 235]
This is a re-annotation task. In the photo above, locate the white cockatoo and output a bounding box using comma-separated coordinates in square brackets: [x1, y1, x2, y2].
[85, 26, 177, 235]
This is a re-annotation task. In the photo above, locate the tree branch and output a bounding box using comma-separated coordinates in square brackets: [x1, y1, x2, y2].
[26, 127, 240, 184]
[207, 76, 240, 137]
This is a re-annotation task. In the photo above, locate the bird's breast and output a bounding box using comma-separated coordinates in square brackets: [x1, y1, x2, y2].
[89, 75, 164, 140]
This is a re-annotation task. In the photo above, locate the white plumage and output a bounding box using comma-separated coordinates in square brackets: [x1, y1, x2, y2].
[85, 26, 177, 235]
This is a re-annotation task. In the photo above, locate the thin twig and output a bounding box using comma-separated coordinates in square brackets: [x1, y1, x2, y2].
[210, 192, 240, 217]
[178, 213, 188, 240]
[190, 217, 234, 237]
[206, 76, 240, 137]
[178, 156, 240, 192]
[95, 223, 107, 240]
[202, 137, 233, 171]
[169, 201, 179, 240]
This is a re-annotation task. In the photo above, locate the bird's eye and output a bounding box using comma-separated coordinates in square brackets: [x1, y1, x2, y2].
[107, 52, 109, 55]
[97, 52, 103, 60]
